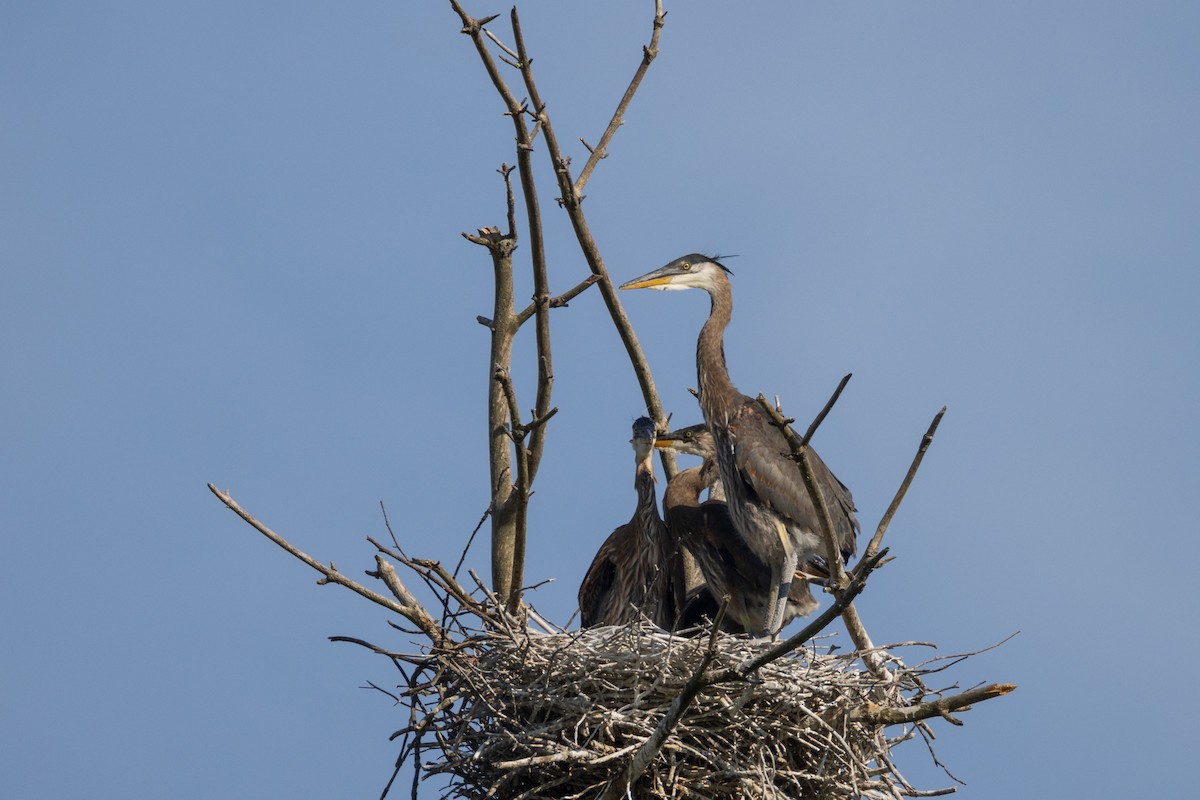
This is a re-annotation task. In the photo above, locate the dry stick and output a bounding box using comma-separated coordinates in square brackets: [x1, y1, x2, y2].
[794, 445, 893, 683]
[861, 407, 946, 567]
[852, 683, 1017, 727]
[370, 556, 445, 643]
[573, 0, 666, 196]
[508, 4, 678, 480]
[799, 372, 853, 447]
[515, 274, 600, 325]
[206, 484, 441, 640]
[453, 507, 491, 580]
[327, 635, 409, 660]
[498, 150, 544, 602]
[845, 409, 947, 689]
[450, 14, 552, 489]
[755, 390, 896, 681]
[450, 6, 535, 606]
[598, 602, 729, 800]
[725, 548, 886, 679]
[499, 90, 555, 499]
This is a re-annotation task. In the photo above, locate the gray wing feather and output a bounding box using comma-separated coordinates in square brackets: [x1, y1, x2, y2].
[728, 399, 859, 561]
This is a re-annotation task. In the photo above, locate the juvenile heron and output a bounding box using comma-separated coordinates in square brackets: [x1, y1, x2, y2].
[621, 255, 859, 634]
[577, 417, 680, 629]
[657, 424, 819, 635]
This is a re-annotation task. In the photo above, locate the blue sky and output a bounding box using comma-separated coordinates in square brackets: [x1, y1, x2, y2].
[3, 2, 1198, 797]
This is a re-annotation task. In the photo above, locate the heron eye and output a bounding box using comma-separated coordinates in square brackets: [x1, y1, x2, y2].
[680, 262, 691, 271]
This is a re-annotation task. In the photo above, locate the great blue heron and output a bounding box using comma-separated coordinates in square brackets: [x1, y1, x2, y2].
[577, 417, 680, 629]
[657, 424, 819, 635]
[621, 255, 859, 634]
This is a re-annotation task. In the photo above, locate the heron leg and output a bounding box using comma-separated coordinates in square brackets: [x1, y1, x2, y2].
[766, 546, 798, 635]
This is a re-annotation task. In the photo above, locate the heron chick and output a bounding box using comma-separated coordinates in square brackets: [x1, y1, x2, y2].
[577, 417, 680, 629]
[657, 424, 819, 636]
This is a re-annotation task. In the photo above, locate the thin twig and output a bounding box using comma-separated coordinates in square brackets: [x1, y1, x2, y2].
[207, 484, 441, 640]
[573, 0, 667, 195]
[600, 603, 727, 800]
[454, 506, 491, 579]
[729, 548, 886, 679]
[861, 407, 946, 566]
[800, 373, 852, 447]
[508, 4, 677, 480]
[515, 273, 601, 325]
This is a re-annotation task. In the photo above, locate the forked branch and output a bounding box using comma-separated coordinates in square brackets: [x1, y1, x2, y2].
[574, 0, 666, 195]
[508, 4, 678, 478]
[756, 386, 947, 683]
[206, 484, 440, 641]
[852, 683, 1016, 726]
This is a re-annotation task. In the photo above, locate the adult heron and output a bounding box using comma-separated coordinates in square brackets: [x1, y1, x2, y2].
[577, 417, 680, 629]
[621, 255, 859, 633]
[657, 424, 819, 635]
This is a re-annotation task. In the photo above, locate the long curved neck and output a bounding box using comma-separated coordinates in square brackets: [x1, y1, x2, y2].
[697, 276, 741, 423]
[633, 452, 662, 542]
[664, 466, 706, 511]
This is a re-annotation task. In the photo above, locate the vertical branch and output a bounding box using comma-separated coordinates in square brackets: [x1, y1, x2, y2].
[465, 225, 520, 604]
[494, 367, 530, 606]
[448, 2, 562, 601]
[509, 6, 678, 479]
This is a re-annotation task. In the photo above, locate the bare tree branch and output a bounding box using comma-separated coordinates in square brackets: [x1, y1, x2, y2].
[206, 484, 440, 641]
[861, 406, 947, 566]
[515, 273, 601, 326]
[754, 390, 850, 590]
[509, 4, 678, 479]
[573, 0, 666, 195]
[450, 1, 617, 601]
[754, 392, 898, 681]
[462, 225, 522, 604]
[726, 548, 886, 678]
[851, 684, 1017, 726]
[494, 366, 530, 606]
[799, 372, 852, 447]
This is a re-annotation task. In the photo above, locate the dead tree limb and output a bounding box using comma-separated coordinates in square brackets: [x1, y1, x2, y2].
[573, 0, 666, 196]
[462, 225, 525, 606]
[206, 483, 440, 641]
[508, 4, 678, 479]
[861, 406, 947, 566]
[755, 387, 911, 682]
[852, 684, 1017, 726]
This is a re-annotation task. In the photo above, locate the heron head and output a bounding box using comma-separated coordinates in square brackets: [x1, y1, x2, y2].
[653, 423, 715, 460]
[630, 416, 658, 456]
[619, 253, 732, 292]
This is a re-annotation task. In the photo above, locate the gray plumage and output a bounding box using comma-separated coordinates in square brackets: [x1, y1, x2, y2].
[577, 417, 679, 629]
[621, 255, 858, 633]
[657, 424, 818, 635]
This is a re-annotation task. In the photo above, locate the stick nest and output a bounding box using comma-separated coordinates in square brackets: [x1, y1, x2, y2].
[405, 615, 939, 800]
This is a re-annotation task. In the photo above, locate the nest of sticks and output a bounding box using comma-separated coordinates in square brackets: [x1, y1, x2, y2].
[207, 400, 1015, 800]
[418, 621, 915, 799]
[338, 546, 1012, 800]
